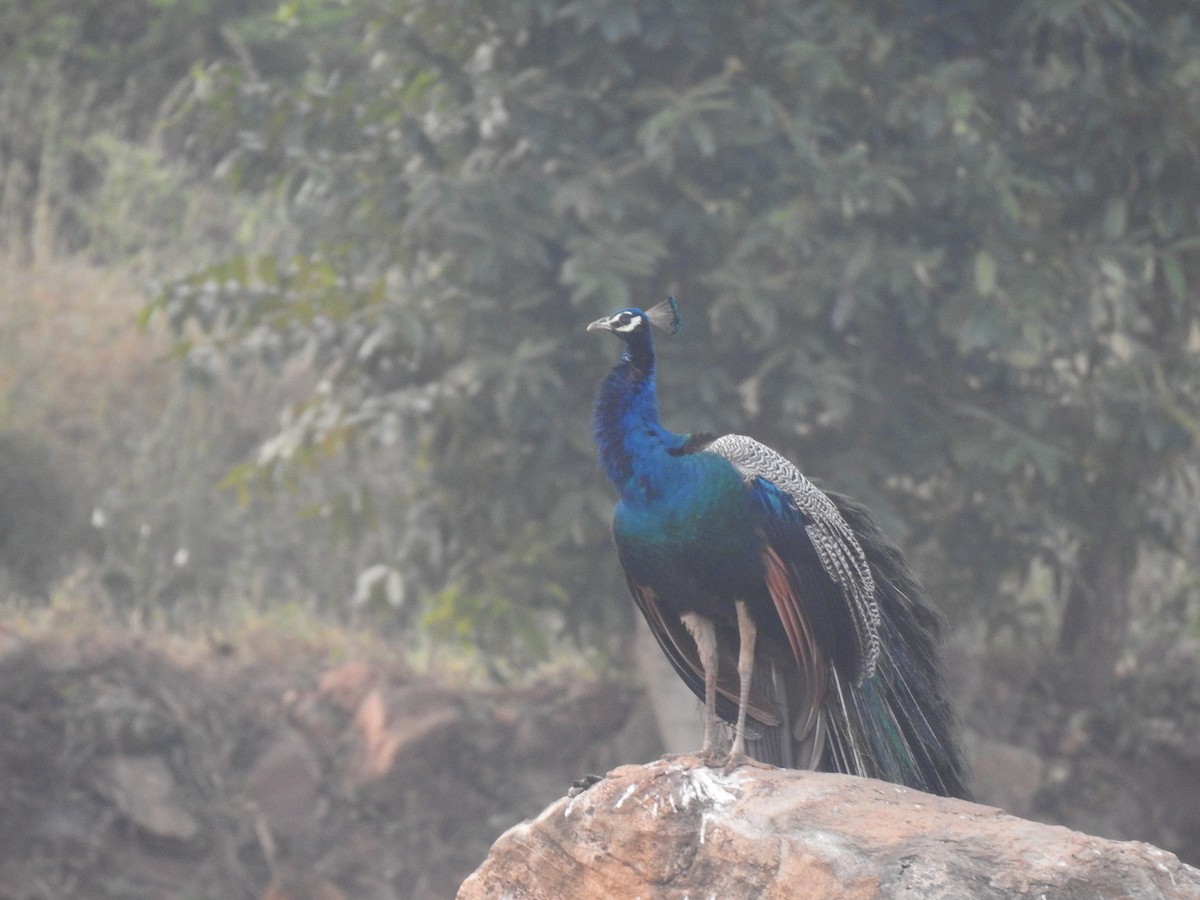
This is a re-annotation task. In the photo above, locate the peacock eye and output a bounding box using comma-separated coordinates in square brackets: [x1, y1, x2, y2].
[618, 312, 632, 325]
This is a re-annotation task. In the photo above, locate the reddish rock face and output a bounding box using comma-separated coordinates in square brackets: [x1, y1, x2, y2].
[459, 758, 1200, 900]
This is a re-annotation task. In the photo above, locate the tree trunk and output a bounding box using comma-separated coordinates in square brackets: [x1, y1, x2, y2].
[1056, 469, 1140, 702]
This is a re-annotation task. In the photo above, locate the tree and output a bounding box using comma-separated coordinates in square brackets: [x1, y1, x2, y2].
[152, 0, 1200, 695]
[0, 0, 278, 259]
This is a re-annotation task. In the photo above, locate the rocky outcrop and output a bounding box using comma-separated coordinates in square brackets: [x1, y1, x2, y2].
[0, 630, 638, 899]
[459, 758, 1200, 899]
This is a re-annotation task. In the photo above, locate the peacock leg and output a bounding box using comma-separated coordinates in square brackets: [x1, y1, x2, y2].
[725, 600, 768, 772]
[679, 612, 721, 764]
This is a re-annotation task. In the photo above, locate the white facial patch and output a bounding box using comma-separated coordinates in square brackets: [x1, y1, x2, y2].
[613, 314, 643, 333]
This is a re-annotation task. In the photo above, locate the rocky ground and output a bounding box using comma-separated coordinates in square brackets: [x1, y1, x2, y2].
[0, 622, 638, 899]
[0, 617, 1197, 899]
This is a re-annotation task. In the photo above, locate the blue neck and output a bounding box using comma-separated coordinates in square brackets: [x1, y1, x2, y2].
[593, 336, 686, 500]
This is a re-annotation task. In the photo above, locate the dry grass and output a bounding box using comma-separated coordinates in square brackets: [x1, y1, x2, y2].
[0, 252, 171, 453]
[0, 250, 331, 615]
[1, 572, 395, 675]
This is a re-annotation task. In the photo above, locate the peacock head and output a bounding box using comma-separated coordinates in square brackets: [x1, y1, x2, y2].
[586, 296, 682, 341]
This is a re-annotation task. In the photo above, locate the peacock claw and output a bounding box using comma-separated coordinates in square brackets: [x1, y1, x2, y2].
[721, 750, 773, 775]
[660, 749, 721, 767]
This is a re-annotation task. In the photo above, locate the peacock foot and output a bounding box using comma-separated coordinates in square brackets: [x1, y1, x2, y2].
[720, 749, 774, 775]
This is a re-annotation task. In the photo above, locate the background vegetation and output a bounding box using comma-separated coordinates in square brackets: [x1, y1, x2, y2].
[3, 0, 1200, 885]
[150, 0, 1200, 685]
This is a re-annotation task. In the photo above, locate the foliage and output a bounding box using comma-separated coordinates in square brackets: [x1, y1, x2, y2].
[0, 431, 80, 594]
[0, 2, 379, 624]
[0, 249, 387, 627]
[143, 0, 1200, 679]
[0, 0, 276, 258]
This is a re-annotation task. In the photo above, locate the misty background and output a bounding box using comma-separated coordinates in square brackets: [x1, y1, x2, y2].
[1, 1, 1199, 896]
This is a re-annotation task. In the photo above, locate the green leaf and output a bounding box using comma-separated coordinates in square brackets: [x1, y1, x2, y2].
[974, 250, 997, 297]
[1162, 252, 1187, 302]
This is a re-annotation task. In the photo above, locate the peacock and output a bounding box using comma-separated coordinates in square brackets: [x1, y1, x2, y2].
[589, 297, 968, 798]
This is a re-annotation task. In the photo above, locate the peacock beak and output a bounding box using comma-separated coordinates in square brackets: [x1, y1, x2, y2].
[586, 316, 615, 334]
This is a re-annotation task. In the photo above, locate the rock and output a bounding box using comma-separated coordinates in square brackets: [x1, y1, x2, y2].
[346, 684, 463, 790]
[316, 660, 377, 713]
[458, 758, 1200, 899]
[261, 863, 346, 900]
[0, 627, 42, 706]
[84, 690, 183, 754]
[244, 728, 324, 844]
[91, 755, 203, 848]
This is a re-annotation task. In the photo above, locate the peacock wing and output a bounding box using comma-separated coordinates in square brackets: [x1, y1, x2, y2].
[703, 434, 882, 686]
